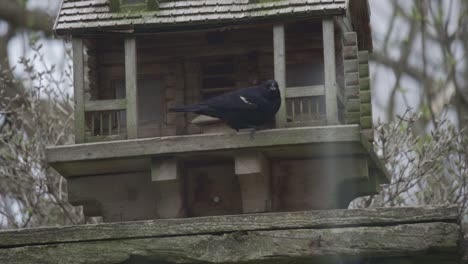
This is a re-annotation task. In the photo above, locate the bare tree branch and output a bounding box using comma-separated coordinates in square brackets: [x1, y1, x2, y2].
[0, 0, 53, 35]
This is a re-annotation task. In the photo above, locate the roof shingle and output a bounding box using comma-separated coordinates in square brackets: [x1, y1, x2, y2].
[54, 0, 347, 35]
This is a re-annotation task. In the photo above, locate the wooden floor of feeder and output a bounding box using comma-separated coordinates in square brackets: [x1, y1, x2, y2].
[0, 206, 462, 264]
[45, 124, 389, 181]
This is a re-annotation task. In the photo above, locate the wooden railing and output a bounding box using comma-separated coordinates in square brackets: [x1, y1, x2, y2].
[285, 85, 325, 126]
[285, 84, 346, 126]
[84, 99, 127, 142]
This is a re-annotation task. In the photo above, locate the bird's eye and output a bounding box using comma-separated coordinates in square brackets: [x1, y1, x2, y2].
[269, 84, 277, 90]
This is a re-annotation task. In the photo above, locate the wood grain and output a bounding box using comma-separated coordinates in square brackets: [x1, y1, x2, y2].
[84, 99, 126, 112]
[0, 209, 461, 263]
[124, 37, 138, 139]
[285, 85, 325, 98]
[0, 206, 458, 248]
[72, 38, 85, 143]
[323, 19, 338, 125]
[46, 125, 362, 164]
[273, 23, 287, 127]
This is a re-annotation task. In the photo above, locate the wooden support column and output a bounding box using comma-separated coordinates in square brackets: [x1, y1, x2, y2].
[342, 32, 361, 125]
[273, 24, 286, 128]
[125, 37, 138, 139]
[151, 157, 186, 218]
[235, 151, 271, 213]
[322, 19, 339, 125]
[72, 38, 85, 143]
[359, 50, 373, 140]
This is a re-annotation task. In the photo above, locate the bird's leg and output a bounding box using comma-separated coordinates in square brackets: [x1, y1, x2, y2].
[249, 127, 256, 140]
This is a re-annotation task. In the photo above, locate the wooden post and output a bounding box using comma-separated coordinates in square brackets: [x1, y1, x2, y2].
[235, 151, 271, 213]
[151, 157, 186, 218]
[273, 24, 286, 128]
[72, 38, 85, 143]
[322, 19, 338, 125]
[359, 50, 373, 140]
[125, 37, 138, 139]
[342, 32, 361, 125]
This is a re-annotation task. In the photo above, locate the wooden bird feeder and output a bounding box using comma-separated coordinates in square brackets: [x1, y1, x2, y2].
[0, 1, 463, 263]
[45, 0, 388, 221]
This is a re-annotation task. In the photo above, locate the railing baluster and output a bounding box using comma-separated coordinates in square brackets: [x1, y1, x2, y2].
[99, 112, 103, 136]
[117, 111, 121, 135]
[316, 97, 320, 119]
[299, 99, 304, 121]
[108, 112, 112, 135]
[291, 99, 295, 122]
[91, 113, 95, 136]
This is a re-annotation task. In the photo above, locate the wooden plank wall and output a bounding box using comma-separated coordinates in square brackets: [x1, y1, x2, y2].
[342, 32, 361, 125]
[334, 21, 346, 124]
[85, 21, 324, 138]
[68, 172, 160, 221]
[67, 155, 373, 221]
[359, 50, 373, 140]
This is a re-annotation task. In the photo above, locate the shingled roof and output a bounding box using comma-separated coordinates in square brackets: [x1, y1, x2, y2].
[53, 0, 347, 35]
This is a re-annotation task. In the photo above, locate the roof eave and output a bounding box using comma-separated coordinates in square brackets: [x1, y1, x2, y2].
[54, 9, 346, 37]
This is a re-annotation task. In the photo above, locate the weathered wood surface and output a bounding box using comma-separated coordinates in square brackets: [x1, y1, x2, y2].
[45, 125, 390, 183]
[0, 222, 460, 264]
[124, 37, 138, 139]
[0, 206, 458, 248]
[273, 23, 287, 127]
[151, 157, 180, 182]
[46, 125, 362, 163]
[285, 85, 325, 98]
[235, 150, 271, 213]
[84, 99, 127, 112]
[323, 19, 338, 125]
[72, 38, 85, 143]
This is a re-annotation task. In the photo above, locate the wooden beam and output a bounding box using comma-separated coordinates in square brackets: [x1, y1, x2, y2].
[235, 151, 268, 176]
[51, 142, 375, 178]
[322, 19, 338, 125]
[46, 125, 362, 164]
[0, 222, 460, 264]
[84, 134, 127, 143]
[325, 156, 369, 180]
[0, 206, 459, 248]
[273, 23, 286, 128]
[125, 37, 138, 139]
[0, 206, 461, 263]
[151, 157, 185, 218]
[235, 151, 271, 213]
[285, 85, 325, 98]
[84, 99, 127, 112]
[151, 157, 179, 182]
[72, 38, 85, 143]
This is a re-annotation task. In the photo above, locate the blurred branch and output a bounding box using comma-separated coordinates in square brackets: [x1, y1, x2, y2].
[371, 51, 424, 83]
[371, 0, 468, 128]
[0, 0, 54, 35]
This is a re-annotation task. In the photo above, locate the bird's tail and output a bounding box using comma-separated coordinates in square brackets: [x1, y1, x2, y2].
[169, 104, 205, 113]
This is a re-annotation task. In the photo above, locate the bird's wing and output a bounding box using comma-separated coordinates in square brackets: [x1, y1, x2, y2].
[203, 88, 266, 111]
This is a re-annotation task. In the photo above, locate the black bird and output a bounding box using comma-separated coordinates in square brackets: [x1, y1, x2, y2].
[170, 80, 281, 136]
